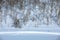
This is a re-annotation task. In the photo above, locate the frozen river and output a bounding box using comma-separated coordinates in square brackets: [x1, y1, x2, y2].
[0, 33, 60, 40]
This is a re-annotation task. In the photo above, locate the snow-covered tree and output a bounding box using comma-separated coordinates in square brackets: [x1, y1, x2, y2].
[0, 0, 60, 28]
